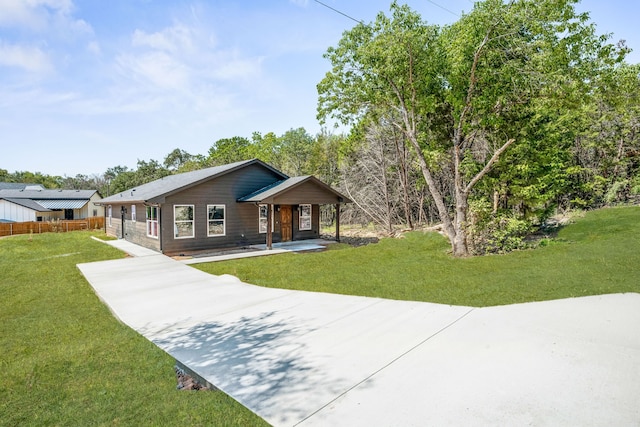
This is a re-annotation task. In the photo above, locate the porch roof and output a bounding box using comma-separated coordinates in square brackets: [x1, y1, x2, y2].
[238, 176, 350, 205]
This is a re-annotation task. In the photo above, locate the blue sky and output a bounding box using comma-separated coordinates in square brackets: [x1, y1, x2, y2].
[1, 0, 639, 177]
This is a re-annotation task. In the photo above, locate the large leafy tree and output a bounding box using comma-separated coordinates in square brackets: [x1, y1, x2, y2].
[318, 0, 622, 256]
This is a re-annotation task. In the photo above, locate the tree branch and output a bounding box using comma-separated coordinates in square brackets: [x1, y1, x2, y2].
[464, 138, 515, 194]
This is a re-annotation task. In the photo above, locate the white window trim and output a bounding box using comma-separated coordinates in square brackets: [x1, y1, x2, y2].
[258, 204, 274, 234]
[107, 205, 112, 227]
[299, 204, 312, 231]
[131, 204, 137, 222]
[146, 206, 159, 239]
[174, 204, 194, 239]
[207, 204, 226, 237]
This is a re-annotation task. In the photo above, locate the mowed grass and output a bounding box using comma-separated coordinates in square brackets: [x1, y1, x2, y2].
[196, 206, 640, 307]
[0, 231, 267, 427]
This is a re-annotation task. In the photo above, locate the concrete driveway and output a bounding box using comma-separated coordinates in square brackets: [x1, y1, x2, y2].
[77, 242, 640, 427]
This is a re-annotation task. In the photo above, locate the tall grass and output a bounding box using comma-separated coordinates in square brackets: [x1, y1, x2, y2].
[0, 231, 267, 426]
[196, 206, 640, 307]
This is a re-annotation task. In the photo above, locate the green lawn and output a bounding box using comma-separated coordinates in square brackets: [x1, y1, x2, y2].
[196, 206, 640, 307]
[2, 207, 637, 425]
[0, 231, 268, 427]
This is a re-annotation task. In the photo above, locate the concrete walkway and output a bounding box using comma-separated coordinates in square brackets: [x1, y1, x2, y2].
[78, 241, 640, 427]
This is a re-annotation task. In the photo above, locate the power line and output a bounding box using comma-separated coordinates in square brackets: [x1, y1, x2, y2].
[425, 0, 460, 18]
[314, 0, 363, 24]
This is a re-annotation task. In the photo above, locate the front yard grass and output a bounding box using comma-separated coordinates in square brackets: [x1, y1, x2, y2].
[0, 231, 267, 426]
[196, 206, 640, 307]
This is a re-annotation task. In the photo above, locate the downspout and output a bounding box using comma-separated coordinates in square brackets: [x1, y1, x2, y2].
[120, 205, 125, 239]
[158, 205, 163, 253]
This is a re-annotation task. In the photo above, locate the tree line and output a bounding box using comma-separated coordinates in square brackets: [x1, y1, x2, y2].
[3, 0, 639, 256]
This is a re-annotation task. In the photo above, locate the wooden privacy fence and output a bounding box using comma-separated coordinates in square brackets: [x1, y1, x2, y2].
[0, 217, 104, 237]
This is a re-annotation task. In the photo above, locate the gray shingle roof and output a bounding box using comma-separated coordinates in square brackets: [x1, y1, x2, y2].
[0, 189, 97, 200]
[238, 175, 350, 204]
[99, 159, 286, 204]
[1, 198, 51, 212]
[0, 182, 45, 190]
[238, 176, 310, 202]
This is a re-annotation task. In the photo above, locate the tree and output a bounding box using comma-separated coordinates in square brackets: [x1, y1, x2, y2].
[207, 137, 252, 166]
[318, 0, 622, 256]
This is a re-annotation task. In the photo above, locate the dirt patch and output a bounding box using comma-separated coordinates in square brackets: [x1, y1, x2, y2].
[175, 365, 212, 391]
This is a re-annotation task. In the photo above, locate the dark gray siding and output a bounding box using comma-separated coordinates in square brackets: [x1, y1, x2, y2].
[105, 202, 161, 252]
[271, 181, 344, 205]
[286, 204, 321, 240]
[161, 163, 283, 254]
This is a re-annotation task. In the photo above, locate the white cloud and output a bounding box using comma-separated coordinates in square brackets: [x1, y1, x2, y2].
[0, 41, 52, 73]
[116, 51, 190, 91]
[87, 40, 101, 55]
[0, 0, 92, 38]
[132, 25, 195, 54]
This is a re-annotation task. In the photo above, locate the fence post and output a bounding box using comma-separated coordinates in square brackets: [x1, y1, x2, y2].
[10, 223, 12, 236]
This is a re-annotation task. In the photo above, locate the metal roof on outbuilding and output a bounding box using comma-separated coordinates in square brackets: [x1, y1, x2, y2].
[34, 199, 88, 209]
[1, 198, 51, 212]
[0, 189, 97, 200]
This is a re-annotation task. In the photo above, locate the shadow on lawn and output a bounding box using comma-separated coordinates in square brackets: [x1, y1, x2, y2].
[152, 311, 349, 426]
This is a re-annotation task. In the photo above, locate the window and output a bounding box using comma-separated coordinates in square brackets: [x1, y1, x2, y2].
[207, 205, 225, 237]
[259, 204, 274, 233]
[299, 204, 312, 230]
[146, 206, 158, 238]
[131, 205, 136, 222]
[108, 205, 112, 226]
[174, 205, 194, 239]
[92, 209, 97, 217]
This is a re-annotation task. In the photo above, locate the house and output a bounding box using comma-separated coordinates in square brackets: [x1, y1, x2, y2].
[97, 159, 350, 254]
[0, 186, 103, 223]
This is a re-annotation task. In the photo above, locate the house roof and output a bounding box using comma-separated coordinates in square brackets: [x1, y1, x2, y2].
[0, 182, 44, 191]
[238, 175, 351, 204]
[0, 189, 98, 212]
[0, 189, 97, 199]
[1, 197, 52, 212]
[35, 199, 89, 209]
[99, 159, 288, 205]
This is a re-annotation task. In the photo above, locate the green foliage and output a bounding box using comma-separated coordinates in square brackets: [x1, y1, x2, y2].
[466, 198, 532, 254]
[316, 0, 632, 256]
[0, 231, 267, 426]
[197, 206, 640, 307]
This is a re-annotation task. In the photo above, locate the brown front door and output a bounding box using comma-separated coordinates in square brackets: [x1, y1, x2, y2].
[280, 205, 292, 242]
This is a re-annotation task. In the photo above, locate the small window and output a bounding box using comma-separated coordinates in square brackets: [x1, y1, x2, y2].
[259, 204, 274, 233]
[146, 206, 159, 238]
[174, 205, 194, 239]
[92, 209, 97, 217]
[131, 205, 136, 222]
[299, 204, 312, 230]
[207, 205, 225, 237]
[108, 205, 112, 226]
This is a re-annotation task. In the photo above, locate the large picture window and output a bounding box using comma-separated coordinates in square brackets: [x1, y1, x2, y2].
[299, 204, 312, 230]
[207, 205, 225, 237]
[174, 205, 194, 239]
[146, 206, 158, 238]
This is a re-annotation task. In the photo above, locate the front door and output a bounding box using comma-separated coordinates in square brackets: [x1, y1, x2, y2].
[280, 205, 292, 242]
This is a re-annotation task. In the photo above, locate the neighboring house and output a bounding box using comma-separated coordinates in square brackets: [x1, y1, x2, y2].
[98, 159, 350, 254]
[0, 186, 104, 223]
[0, 183, 45, 191]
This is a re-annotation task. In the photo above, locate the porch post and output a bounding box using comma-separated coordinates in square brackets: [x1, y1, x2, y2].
[266, 203, 273, 250]
[335, 203, 340, 242]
